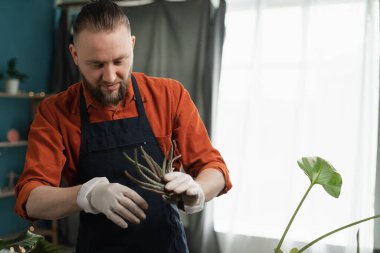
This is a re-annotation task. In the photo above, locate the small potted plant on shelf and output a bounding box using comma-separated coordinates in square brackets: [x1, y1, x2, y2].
[0, 58, 28, 95]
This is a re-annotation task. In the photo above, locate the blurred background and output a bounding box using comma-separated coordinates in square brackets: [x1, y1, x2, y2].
[0, 0, 379, 253]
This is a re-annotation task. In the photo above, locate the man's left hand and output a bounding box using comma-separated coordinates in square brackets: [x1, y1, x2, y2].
[164, 172, 205, 214]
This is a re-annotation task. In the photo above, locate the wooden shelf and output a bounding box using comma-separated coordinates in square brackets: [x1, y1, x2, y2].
[0, 91, 58, 246]
[0, 141, 28, 148]
[0, 92, 48, 99]
[0, 189, 15, 198]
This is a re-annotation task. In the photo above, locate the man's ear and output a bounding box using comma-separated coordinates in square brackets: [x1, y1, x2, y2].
[131, 35, 136, 49]
[69, 43, 79, 65]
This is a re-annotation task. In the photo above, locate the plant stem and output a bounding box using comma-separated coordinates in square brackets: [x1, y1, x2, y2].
[275, 183, 314, 253]
[297, 214, 380, 253]
[356, 229, 360, 253]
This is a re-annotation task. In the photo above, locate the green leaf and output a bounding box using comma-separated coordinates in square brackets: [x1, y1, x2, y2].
[6, 57, 28, 82]
[274, 249, 283, 253]
[0, 229, 67, 253]
[290, 248, 299, 253]
[30, 239, 68, 253]
[297, 156, 342, 198]
[0, 230, 43, 251]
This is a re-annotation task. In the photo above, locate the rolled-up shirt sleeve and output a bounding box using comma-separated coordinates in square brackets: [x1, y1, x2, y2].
[171, 81, 232, 194]
[15, 99, 67, 219]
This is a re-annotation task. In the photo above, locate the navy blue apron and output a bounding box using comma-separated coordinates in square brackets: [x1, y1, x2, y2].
[75, 75, 189, 253]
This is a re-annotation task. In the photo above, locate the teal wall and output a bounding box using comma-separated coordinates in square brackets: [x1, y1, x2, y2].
[0, 0, 55, 236]
[0, 0, 55, 92]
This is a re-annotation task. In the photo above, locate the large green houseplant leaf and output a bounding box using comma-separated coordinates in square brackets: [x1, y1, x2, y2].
[275, 156, 342, 253]
[297, 157, 342, 197]
[274, 156, 380, 253]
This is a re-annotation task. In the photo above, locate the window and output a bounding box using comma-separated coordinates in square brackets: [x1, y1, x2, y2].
[214, 0, 379, 251]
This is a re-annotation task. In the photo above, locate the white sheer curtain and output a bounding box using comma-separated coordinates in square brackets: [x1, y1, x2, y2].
[213, 0, 379, 252]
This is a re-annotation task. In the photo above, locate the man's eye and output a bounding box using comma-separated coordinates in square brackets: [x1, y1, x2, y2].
[92, 64, 103, 69]
[114, 61, 123, 65]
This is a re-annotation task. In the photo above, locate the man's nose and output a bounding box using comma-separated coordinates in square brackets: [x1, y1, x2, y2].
[102, 64, 116, 83]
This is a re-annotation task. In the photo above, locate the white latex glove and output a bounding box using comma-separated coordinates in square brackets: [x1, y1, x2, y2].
[164, 172, 205, 214]
[77, 177, 148, 228]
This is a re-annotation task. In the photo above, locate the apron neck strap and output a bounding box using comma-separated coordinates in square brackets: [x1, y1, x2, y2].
[131, 74, 146, 118]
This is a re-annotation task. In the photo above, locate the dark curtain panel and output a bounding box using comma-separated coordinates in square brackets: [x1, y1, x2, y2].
[124, 0, 225, 132]
[51, 9, 80, 93]
[52, 1, 226, 252]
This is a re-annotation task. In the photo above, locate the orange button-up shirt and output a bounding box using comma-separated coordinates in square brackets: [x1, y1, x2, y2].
[15, 72, 232, 218]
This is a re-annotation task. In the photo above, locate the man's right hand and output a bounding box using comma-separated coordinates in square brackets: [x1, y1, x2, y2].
[77, 177, 148, 229]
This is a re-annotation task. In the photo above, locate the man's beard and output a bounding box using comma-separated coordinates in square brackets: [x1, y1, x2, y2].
[82, 72, 131, 107]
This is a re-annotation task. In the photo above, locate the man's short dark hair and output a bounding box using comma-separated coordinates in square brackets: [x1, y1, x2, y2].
[73, 0, 131, 42]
